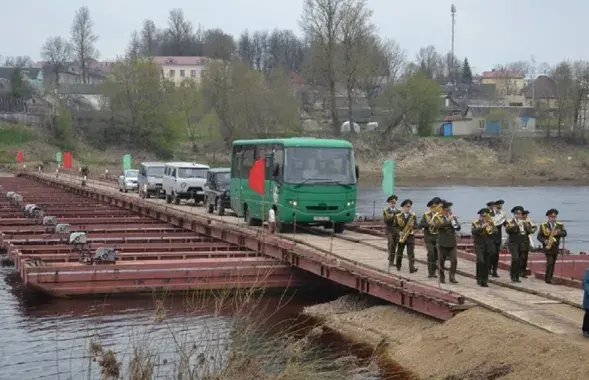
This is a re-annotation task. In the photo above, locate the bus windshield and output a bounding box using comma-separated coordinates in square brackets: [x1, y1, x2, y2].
[146, 166, 164, 177]
[178, 168, 207, 179]
[283, 147, 356, 185]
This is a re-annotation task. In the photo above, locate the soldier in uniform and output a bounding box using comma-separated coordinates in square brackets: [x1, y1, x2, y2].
[394, 199, 419, 273]
[419, 197, 442, 278]
[471, 208, 496, 287]
[504, 206, 532, 283]
[520, 210, 537, 278]
[487, 199, 506, 278]
[537, 208, 567, 284]
[383, 195, 400, 268]
[435, 201, 460, 284]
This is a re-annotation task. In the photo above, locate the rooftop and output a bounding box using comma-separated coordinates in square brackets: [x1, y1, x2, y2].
[482, 69, 524, 79]
[152, 56, 211, 66]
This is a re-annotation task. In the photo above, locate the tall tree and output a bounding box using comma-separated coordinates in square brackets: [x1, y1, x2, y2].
[127, 31, 141, 60]
[3, 56, 33, 67]
[70, 6, 99, 84]
[300, 0, 347, 135]
[163, 9, 194, 56]
[461, 58, 473, 84]
[140, 19, 158, 56]
[41, 36, 73, 88]
[338, 0, 374, 127]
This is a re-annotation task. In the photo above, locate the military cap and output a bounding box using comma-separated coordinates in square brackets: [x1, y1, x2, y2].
[510, 205, 524, 214]
[441, 201, 453, 209]
[545, 208, 559, 217]
[400, 199, 413, 207]
[486, 201, 495, 207]
[386, 194, 398, 203]
[431, 197, 442, 204]
[495, 199, 505, 205]
[523, 210, 530, 215]
[426, 199, 434, 207]
[477, 208, 490, 215]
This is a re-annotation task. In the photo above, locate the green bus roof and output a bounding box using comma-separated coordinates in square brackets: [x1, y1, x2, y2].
[232, 137, 353, 148]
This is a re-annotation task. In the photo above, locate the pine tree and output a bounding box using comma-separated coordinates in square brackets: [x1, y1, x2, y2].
[461, 58, 473, 84]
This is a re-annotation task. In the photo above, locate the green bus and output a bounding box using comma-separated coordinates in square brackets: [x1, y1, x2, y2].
[229, 137, 358, 233]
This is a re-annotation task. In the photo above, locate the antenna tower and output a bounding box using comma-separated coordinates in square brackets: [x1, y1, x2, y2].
[451, 4, 456, 83]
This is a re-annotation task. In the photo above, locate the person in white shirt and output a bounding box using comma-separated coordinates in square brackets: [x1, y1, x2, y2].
[268, 206, 277, 234]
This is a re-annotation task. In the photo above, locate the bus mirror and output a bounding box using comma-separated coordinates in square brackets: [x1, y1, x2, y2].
[272, 163, 280, 178]
[355, 165, 359, 179]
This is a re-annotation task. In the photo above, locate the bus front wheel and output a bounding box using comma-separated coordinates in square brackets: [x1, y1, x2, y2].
[333, 223, 345, 234]
[244, 206, 262, 227]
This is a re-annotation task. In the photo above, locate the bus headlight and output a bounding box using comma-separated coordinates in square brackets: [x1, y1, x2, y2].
[288, 200, 297, 207]
[346, 201, 355, 207]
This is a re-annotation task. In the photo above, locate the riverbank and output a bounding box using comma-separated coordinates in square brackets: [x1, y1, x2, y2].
[304, 294, 589, 380]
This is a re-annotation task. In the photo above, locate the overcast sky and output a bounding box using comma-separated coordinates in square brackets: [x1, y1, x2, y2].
[1, 0, 588, 73]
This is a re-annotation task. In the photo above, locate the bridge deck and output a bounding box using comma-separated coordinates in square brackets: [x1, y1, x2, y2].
[25, 173, 586, 336]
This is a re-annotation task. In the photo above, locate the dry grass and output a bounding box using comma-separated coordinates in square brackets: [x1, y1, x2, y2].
[82, 286, 378, 380]
[355, 136, 589, 182]
[307, 296, 589, 380]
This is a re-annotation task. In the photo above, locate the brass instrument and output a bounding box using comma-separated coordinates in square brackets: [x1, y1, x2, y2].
[484, 214, 495, 234]
[492, 211, 507, 227]
[383, 206, 398, 221]
[428, 211, 442, 234]
[526, 217, 538, 233]
[399, 213, 416, 244]
[545, 225, 559, 250]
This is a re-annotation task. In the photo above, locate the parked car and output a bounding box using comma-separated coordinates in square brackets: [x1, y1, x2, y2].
[162, 162, 210, 205]
[204, 168, 231, 215]
[137, 162, 165, 198]
[118, 169, 139, 193]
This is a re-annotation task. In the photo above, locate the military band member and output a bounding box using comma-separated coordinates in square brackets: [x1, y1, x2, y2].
[383, 195, 400, 268]
[537, 208, 567, 284]
[471, 208, 497, 287]
[394, 199, 419, 273]
[488, 199, 506, 278]
[504, 206, 532, 283]
[520, 210, 537, 278]
[419, 197, 442, 278]
[435, 201, 460, 284]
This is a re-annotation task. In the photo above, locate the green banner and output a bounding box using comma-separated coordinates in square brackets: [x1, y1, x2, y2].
[122, 154, 132, 170]
[381, 160, 395, 196]
[56, 152, 62, 163]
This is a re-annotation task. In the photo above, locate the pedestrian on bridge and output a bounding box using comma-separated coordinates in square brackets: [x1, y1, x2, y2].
[583, 266, 589, 338]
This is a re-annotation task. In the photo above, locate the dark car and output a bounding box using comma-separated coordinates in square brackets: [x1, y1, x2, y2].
[204, 168, 231, 215]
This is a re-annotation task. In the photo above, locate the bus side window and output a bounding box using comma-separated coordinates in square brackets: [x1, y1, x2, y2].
[272, 144, 284, 179]
[242, 146, 255, 176]
[231, 145, 243, 178]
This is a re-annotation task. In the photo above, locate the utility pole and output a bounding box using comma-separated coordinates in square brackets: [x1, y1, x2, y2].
[451, 4, 456, 84]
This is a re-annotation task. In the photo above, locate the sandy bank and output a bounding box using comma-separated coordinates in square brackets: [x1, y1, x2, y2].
[304, 294, 589, 380]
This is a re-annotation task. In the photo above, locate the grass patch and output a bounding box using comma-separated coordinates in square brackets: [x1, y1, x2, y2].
[0, 125, 35, 146]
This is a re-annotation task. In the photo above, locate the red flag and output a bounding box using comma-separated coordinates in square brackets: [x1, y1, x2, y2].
[248, 158, 265, 195]
[16, 151, 24, 163]
[63, 152, 72, 169]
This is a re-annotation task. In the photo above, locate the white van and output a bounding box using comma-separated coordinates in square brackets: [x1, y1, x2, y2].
[162, 162, 210, 205]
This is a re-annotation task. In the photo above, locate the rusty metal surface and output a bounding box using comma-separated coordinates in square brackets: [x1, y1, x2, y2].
[17, 173, 467, 320]
[0, 177, 300, 297]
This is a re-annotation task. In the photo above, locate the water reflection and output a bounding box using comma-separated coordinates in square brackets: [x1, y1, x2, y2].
[358, 185, 589, 252]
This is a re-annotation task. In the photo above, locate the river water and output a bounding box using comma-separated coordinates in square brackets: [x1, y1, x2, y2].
[0, 269, 376, 380]
[358, 185, 589, 253]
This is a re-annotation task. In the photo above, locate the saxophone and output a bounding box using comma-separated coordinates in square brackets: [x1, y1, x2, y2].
[399, 213, 416, 243]
[545, 225, 559, 250]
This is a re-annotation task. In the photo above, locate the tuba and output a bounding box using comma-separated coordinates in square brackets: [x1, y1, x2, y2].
[492, 211, 507, 227]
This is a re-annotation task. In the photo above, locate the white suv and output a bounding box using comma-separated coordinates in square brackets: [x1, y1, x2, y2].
[162, 162, 210, 205]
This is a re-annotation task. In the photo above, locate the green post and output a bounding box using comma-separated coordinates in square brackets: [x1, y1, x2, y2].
[381, 159, 395, 196]
[122, 154, 132, 170]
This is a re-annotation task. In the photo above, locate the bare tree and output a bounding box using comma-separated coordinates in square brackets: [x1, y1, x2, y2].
[415, 45, 441, 80]
[300, 0, 347, 135]
[127, 31, 141, 59]
[70, 6, 99, 84]
[3, 56, 33, 67]
[41, 36, 73, 87]
[164, 9, 194, 56]
[173, 80, 208, 152]
[140, 19, 158, 56]
[338, 0, 374, 127]
[551, 61, 574, 137]
[356, 37, 405, 106]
